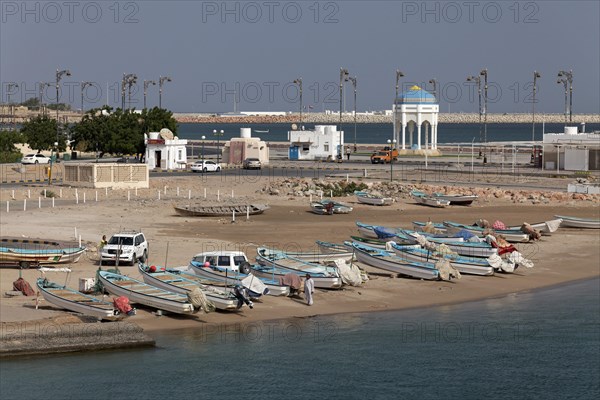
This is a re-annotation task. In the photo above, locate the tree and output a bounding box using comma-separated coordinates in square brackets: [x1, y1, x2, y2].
[20, 97, 40, 109]
[20, 115, 62, 152]
[142, 107, 178, 134]
[0, 131, 24, 163]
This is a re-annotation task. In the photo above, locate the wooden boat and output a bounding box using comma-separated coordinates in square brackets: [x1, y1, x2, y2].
[255, 248, 343, 289]
[345, 241, 441, 280]
[411, 190, 450, 208]
[138, 264, 242, 310]
[443, 221, 530, 243]
[174, 204, 269, 217]
[354, 191, 394, 206]
[36, 278, 122, 321]
[506, 218, 563, 234]
[554, 215, 600, 229]
[390, 243, 495, 276]
[98, 271, 195, 314]
[432, 193, 478, 206]
[310, 200, 353, 215]
[0, 238, 86, 268]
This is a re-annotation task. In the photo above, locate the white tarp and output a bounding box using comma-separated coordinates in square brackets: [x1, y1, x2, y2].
[328, 258, 364, 286]
[241, 274, 269, 296]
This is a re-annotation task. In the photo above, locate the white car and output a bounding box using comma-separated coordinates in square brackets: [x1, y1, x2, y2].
[21, 154, 51, 164]
[191, 160, 221, 173]
[100, 231, 148, 266]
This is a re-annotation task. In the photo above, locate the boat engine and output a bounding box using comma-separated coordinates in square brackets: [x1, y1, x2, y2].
[233, 285, 253, 309]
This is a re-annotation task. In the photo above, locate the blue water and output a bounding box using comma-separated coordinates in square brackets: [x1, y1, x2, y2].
[176, 122, 600, 145]
[1, 279, 598, 400]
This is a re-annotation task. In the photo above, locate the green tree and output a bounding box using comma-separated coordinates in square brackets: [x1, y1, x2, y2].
[0, 131, 24, 163]
[20, 97, 40, 109]
[20, 115, 63, 152]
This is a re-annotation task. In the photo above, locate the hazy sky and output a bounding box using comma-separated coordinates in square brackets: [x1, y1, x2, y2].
[2, 1, 599, 113]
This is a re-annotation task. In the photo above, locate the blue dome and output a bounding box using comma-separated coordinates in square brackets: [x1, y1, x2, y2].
[396, 85, 437, 104]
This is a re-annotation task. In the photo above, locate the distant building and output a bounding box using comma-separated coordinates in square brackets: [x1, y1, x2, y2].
[542, 126, 600, 171]
[288, 125, 343, 161]
[221, 128, 270, 165]
[144, 129, 188, 170]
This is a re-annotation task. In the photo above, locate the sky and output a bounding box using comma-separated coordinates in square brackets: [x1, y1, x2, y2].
[1, 0, 599, 114]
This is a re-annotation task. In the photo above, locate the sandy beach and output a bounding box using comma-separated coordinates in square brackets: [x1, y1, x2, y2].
[0, 174, 598, 351]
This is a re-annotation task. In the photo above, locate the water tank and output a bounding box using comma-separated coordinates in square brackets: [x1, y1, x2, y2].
[325, 126, 336, 135]
[240, 128, 251, 138]
[149, 132, 160, 140]
[564, 126, 578, 135]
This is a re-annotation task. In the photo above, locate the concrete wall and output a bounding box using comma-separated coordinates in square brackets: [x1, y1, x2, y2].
[63, 163, 149, 189]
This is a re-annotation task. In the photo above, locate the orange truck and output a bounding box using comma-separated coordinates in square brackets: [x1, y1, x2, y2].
[370, 148, 399, 164]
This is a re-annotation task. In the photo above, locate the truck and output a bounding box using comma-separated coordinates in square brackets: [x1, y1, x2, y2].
[370, 147, 399, 164]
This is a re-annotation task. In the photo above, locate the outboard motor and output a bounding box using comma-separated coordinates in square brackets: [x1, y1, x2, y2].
[233, 284, 253, 309]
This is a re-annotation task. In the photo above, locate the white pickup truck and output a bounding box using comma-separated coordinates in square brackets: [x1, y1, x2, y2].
[100, 231, 148, 266]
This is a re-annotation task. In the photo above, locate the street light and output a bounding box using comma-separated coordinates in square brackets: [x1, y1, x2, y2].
[557, 77, 569, 122]
[428, 78, 438, 102]
[531, 71, 541, 142]
[7, 83, 18, 131]
[395, 70, 405, 100]
[143, 80, 156, 109]
[466, 75, 482, 145]
[159, 76, 172, 109]
[348, 76, 357, 152]
[293, 78, 303, 125]
[479, 68, 488, 147]
[387, 139, 397, 182]
[213, 129, 224, 164]
[55, 68, 71, 165]
[121, 73, 137, 109]
[558, 70, 573, 122]
[80, 81, 93, 114]
[339, 68, 350, 160]
[201, 135, 206, 161]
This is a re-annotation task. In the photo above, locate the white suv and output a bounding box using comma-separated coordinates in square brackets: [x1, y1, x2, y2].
[100, 231, 148, 266]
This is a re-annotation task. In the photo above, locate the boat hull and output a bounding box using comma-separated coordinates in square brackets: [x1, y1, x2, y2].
[554, 215, 600, 229]
[174, 204, 269, 217]
[391, 245, 494, 276]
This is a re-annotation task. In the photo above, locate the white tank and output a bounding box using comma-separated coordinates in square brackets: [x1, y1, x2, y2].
[240, 128, 251, 138]
[564, 126, 578, 135]
[324, 126, 336, 135]
[149, 132, 160, 140]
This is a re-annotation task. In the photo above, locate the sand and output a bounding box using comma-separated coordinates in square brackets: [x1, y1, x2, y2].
[0, 174, 599, 338]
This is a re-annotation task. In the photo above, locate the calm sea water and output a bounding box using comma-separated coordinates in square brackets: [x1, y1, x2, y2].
[177, 122, 600, 144]
[1, 278, 598, 400]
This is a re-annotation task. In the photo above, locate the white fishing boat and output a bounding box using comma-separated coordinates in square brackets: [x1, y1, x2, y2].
[138, 264, 242, 310]
[432, 193, 478, 206]
[411, 191, 450, 208]
[310, 200, 353, 215]
[354, 191, 395, 206]
[506, 218, 563, 234]
[98, 271, 195, 314]
[443, 221, 531, 243]
[36, 278, 122, 321]
[554, 215, 600, 229]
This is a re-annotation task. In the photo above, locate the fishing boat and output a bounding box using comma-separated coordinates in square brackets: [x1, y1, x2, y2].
[188, 251, 290, 297]
[390, 243, 495, 276]
[443, 221, 530, 243]
[349, 235, 389, 249]
[411, 190, 450, 208]
[0, 238, 86, 268]
[138, 264, 242, 310]
[310, 200, 353, 215]
[397, 231, 498, 258]
[432, 193, 478, 206]
[255, 248, 343, 289]
[173, 204, 269, 217]
[254, 129, 269, 133]
[345, 241, 442, 280]
[412, 221, 448, 233]
[505, 218, 563, 234]
[98, 271, 195, 314]
[36, 278, 122, 321]
[554, 215, 600, 229]
[354, 191, 394, 206]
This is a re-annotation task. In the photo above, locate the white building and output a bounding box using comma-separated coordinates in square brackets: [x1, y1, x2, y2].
[144, 129, 188, 170]
[288, 125, 344, 161]
[221, 128, 270, 165]
[542, 126, 600, 171]
[392, 85, 440, 155]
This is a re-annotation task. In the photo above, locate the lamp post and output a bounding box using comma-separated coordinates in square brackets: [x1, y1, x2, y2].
[480, 68, 488, 147]
[143, 80, 156, 109]
[557, 77, 568, 122]
[428, 78, 438, 102]
[293, 78, 303, 125]
[80, 81, 92, 114]
[213, 129, 224, 164]
[339, 68, 349, 160]
[349, 76, 357, 152]
[466, 75, 482, 145]
[7, 83, 18, 131]
[121, 73, 136, 109]
[201, 135, 206, 161]
[159, 76, 172, 109]
[387, 139, 397, 182]
[54, 68, 71, 165]
[531, 71, 541, 142]
[558, 70, 573, 122]
[395, 70, 405, 100]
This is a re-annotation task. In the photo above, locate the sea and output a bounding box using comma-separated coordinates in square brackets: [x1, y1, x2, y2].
[1, 278, 598, 400]
[176, 122, 600, 144]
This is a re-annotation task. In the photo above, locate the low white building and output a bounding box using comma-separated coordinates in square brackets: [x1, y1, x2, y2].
[542, 126, 600, 171]
[221, 128, 270, 165]
[144, 129, 188, 170]
[288, 125, 344, 161]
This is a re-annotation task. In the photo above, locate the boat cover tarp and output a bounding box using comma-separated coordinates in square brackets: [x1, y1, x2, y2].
[455, 229, 477, 240]
[326, 259, 363, 286]
[492, 220, 507, 230]
[374, 226, 397, 239]
[487, 252, 533, 273]
[241, 274, 269, 296]
[187, 287, 216, 313]
[278, 273, 303, 290]
[113, 296, 133, 314]
[435, 259, 461, 281]
[520, 223, 542, 241]
[13, 277, 35, 296]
